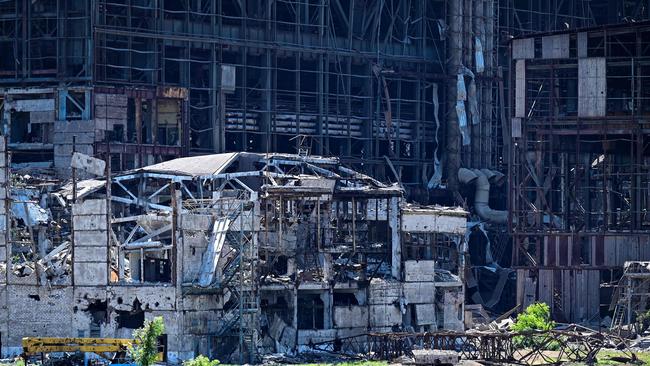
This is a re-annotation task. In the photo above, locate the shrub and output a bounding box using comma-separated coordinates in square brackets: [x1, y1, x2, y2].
[512, 302, 557, 349]
[129, 316, 165, 366]
[636, 309, 650, 334]
[182, 355, 220, 366]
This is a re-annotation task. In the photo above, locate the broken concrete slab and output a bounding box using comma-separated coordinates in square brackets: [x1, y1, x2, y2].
[70, 152, 106, 177]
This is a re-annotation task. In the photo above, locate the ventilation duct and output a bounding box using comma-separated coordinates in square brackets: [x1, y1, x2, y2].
[458, 168, 508, 224]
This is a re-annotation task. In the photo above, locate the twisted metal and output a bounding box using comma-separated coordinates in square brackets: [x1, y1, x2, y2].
[311, 326, 636, 365]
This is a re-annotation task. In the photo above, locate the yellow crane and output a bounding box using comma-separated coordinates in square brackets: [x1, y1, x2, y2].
[22, 337, 134, 365]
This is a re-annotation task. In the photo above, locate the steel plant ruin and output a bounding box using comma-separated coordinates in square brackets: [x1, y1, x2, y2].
[1, 0, 650, 365]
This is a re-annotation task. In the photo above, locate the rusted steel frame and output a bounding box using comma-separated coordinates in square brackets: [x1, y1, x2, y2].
[313, 329, 634, 364]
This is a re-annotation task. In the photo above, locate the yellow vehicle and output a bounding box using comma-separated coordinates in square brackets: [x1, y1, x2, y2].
[22, 337, 134, 366]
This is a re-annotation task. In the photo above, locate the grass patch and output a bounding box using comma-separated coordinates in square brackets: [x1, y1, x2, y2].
[595, 349, 650, 365]
[271, 362, 387, 366]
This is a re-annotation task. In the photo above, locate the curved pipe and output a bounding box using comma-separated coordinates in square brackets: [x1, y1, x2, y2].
[472, 169, 508, 224]
[457, 168, 507, 224]
[479, 168, 496, 181]
[458, 168, 478, 185]
[481, 169, 505, 186]
[492, 171, 506, 186]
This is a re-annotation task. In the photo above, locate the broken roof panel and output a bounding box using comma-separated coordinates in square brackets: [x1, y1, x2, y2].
[139, 152, 239, 177]
[58, 179, 106, 201]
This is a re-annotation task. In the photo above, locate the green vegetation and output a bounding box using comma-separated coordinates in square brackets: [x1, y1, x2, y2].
[129, 316, 166, 366]
[183, 355, 220, 366]
[595, 349, 650, 365]
[284, 362, 387, 366]
[636, 309, 650, 334]
[512, 302, 557, 349]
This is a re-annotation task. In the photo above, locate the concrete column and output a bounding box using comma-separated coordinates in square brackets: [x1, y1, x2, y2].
[72, 199, 109, 286]
[0, 136, 7, 285]
[446, 0, 464, 191]
[321, 253, 331, 280]
[321, 290, 332, 329]
[37, 227, 48, 257]
[292, 287, 298, 329]
[2, 95, 11, 137]
[135, 98, 142, 167]
[389, 197, 401, 279]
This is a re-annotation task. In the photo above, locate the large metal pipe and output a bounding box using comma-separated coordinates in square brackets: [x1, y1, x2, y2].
[446, 0, 464, 191]
[458, 168, 508, 223]
[480, 168, 505, 186]
[458, 167, 478, 185]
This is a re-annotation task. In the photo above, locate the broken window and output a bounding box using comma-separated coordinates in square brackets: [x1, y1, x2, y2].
[156, 99, 181, 146]
[402, 232, 458, 270]
[143, 257, 172, 282]
[333, 292, 359, 307]
[297, 294, 324, 330]
[261, 254, 288, 276]
[116, 299, 145, 329]
[124, 248, 173, 284]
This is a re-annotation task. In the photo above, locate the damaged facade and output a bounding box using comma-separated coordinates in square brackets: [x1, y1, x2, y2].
[0, 151, 467, 362]
[2, 0, 650, 363]
[510, 22, 650, 323]
[2, 86, 188, 174]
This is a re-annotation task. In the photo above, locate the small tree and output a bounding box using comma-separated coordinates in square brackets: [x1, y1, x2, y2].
[129, 316, 165, 366]
[512, 302, 556, 349]
[183, 355, 220, 366]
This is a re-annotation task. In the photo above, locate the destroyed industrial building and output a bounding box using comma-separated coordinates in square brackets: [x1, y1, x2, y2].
[0, 149, 468, 362]
[2, 0, 650, 364]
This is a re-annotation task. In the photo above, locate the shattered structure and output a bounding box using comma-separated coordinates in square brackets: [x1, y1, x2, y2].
[3, 0, 650, 363]
[510, 22, 650, 323]
[0, 0, 458, 186]
[0, 151, 467, 362]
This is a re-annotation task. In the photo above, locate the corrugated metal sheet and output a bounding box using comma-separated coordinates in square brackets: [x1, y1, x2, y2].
[140, 152, 239, 176]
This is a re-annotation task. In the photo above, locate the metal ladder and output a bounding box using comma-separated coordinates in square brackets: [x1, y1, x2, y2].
[610, 266, 633, 333]
[211, 201, 259, 364]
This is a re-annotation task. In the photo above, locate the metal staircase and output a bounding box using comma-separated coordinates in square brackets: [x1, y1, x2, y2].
[610, 262, 650, 334]
[211, 200, 259, 364]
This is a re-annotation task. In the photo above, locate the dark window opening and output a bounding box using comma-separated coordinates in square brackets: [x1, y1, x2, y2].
[333, 292, 359, 307]
[271, 255, 289, 275]
[157, 334, 168, 362]
[116, 299, 145, 329]
[109, 124, 125, 142]
[402, 232, 458, 272]
[85, 299, 108, 326]
[261, 296, 291, 325]
[143, 257, 172, 283]
[297, 294, 324, 330]
[10, 111, 31, 143]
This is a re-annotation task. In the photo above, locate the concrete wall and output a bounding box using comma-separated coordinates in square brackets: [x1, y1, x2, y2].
[401, 211, 466, 234]
[54, 120, 96, 177]
[73, 199, 108, 286]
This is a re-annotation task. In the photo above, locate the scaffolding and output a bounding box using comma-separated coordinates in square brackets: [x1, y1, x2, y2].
[209, 198, 259, 364]
[509, 21, 650, 322]
[90, 0, 450, 187]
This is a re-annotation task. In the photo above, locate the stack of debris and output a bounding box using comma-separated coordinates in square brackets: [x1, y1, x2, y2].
[8, 172, 73, 283]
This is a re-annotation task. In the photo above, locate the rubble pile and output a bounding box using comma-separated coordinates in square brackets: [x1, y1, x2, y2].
[8, 173, 72, 283]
